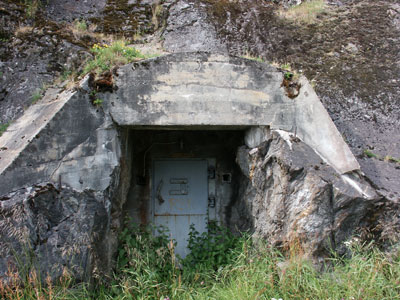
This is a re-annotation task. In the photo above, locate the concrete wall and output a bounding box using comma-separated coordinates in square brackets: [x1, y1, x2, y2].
[103, 52, 359, 174]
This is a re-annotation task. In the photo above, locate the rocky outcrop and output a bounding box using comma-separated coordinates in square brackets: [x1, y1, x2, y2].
[0, 184, 109, 282]
[235, 130, 379, 259]
[161, 0, 400, 203]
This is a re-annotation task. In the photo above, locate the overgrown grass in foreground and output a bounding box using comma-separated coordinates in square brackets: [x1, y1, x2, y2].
[1, 224, 399, 300]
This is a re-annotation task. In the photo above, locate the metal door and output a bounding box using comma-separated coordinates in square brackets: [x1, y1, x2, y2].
[153, 159, 208, 258]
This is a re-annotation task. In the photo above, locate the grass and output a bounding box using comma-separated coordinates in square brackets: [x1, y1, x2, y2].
[277, 0, 327, 24]
[24, 0, 41, 18]
[30, 83, 48, 104]
[1, 224, 399, 300]
[83, 40, 148, 76]
[241, 52, 264, 62]
[74, 20, 88, 32]
[0, 122, 10, 137]
[363, 150, 400, 164]
[31, 90, 42, 104]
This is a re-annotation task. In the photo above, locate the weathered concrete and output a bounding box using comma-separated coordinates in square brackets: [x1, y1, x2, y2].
[103, 52, 358, 174]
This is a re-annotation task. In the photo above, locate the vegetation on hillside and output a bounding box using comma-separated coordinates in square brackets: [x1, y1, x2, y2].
[0, 223, 399, 300]
[83, 40, 148, 76]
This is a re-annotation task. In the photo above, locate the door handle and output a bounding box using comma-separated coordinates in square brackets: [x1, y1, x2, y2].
[156, 179, 165, 204]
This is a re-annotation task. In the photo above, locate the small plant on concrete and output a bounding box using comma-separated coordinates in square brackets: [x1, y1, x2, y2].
[92, 98, 103, 106]
[31, 90, 42, 104]
[386, 156, 400, 164]
[30, 83, 48, 104]
[364, 149, 379, 159]
[0, 122, 10, 137]
[83, 41, 146, 76]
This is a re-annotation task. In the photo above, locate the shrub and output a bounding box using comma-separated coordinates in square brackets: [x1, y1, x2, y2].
[83, 41, 146, 76]
[183, 221, 244, 271]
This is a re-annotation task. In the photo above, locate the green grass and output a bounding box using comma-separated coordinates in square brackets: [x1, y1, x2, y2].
[278, 0, 326, 24]
[74, 20, 88, 32]
[241, 54, 264, 62]
[364, 149, 379, 159]
[24, 0, 41, 18]
[0, 122, 10, 137]
[83, 40, 147, 76]
[31, 91, 42, 104]
[1, 226, 399, 300]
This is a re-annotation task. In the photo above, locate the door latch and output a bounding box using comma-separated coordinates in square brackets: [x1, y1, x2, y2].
[208, 166, 215, 179]
[208, 194, 215, 208]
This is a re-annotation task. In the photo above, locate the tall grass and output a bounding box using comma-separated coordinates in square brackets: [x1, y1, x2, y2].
[278, 0, 327, 24]
[83, 41, 147, 76]
[1, 225, 399, 300]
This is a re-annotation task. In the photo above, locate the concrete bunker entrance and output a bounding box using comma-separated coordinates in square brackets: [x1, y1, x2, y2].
[124, 128, 250, 257]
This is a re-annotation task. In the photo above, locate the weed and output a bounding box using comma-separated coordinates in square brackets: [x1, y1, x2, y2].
[284, 71, 293, 80]
[31, 90, 42, 104]
[278, 0, 327, 24]
[30, 83, 49, 104]
[385, 155, 400, 164]
[241, 53, 264, 62]
[92, 98, 103, 106]
[83, 40, 146, 76]
[0, 122, 10, 137]
[364, 149, 379, 159]
[24, 0, 41, 18]
[183, 221, 244, 271]
[0, 71, 3, 78]
[152, 1, 164, 30]
[74, 20, 87, 32]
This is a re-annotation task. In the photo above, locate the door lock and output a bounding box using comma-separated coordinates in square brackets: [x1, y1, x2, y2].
[208, 194, 215, 208]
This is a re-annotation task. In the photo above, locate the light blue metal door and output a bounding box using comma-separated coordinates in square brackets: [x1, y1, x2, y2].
[153, 159, 208, 258]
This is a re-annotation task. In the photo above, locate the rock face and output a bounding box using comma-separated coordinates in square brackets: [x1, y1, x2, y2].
[161, 0, 400, 204]
[235, 130, 378, 259]
[0, 184, 109, 282]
